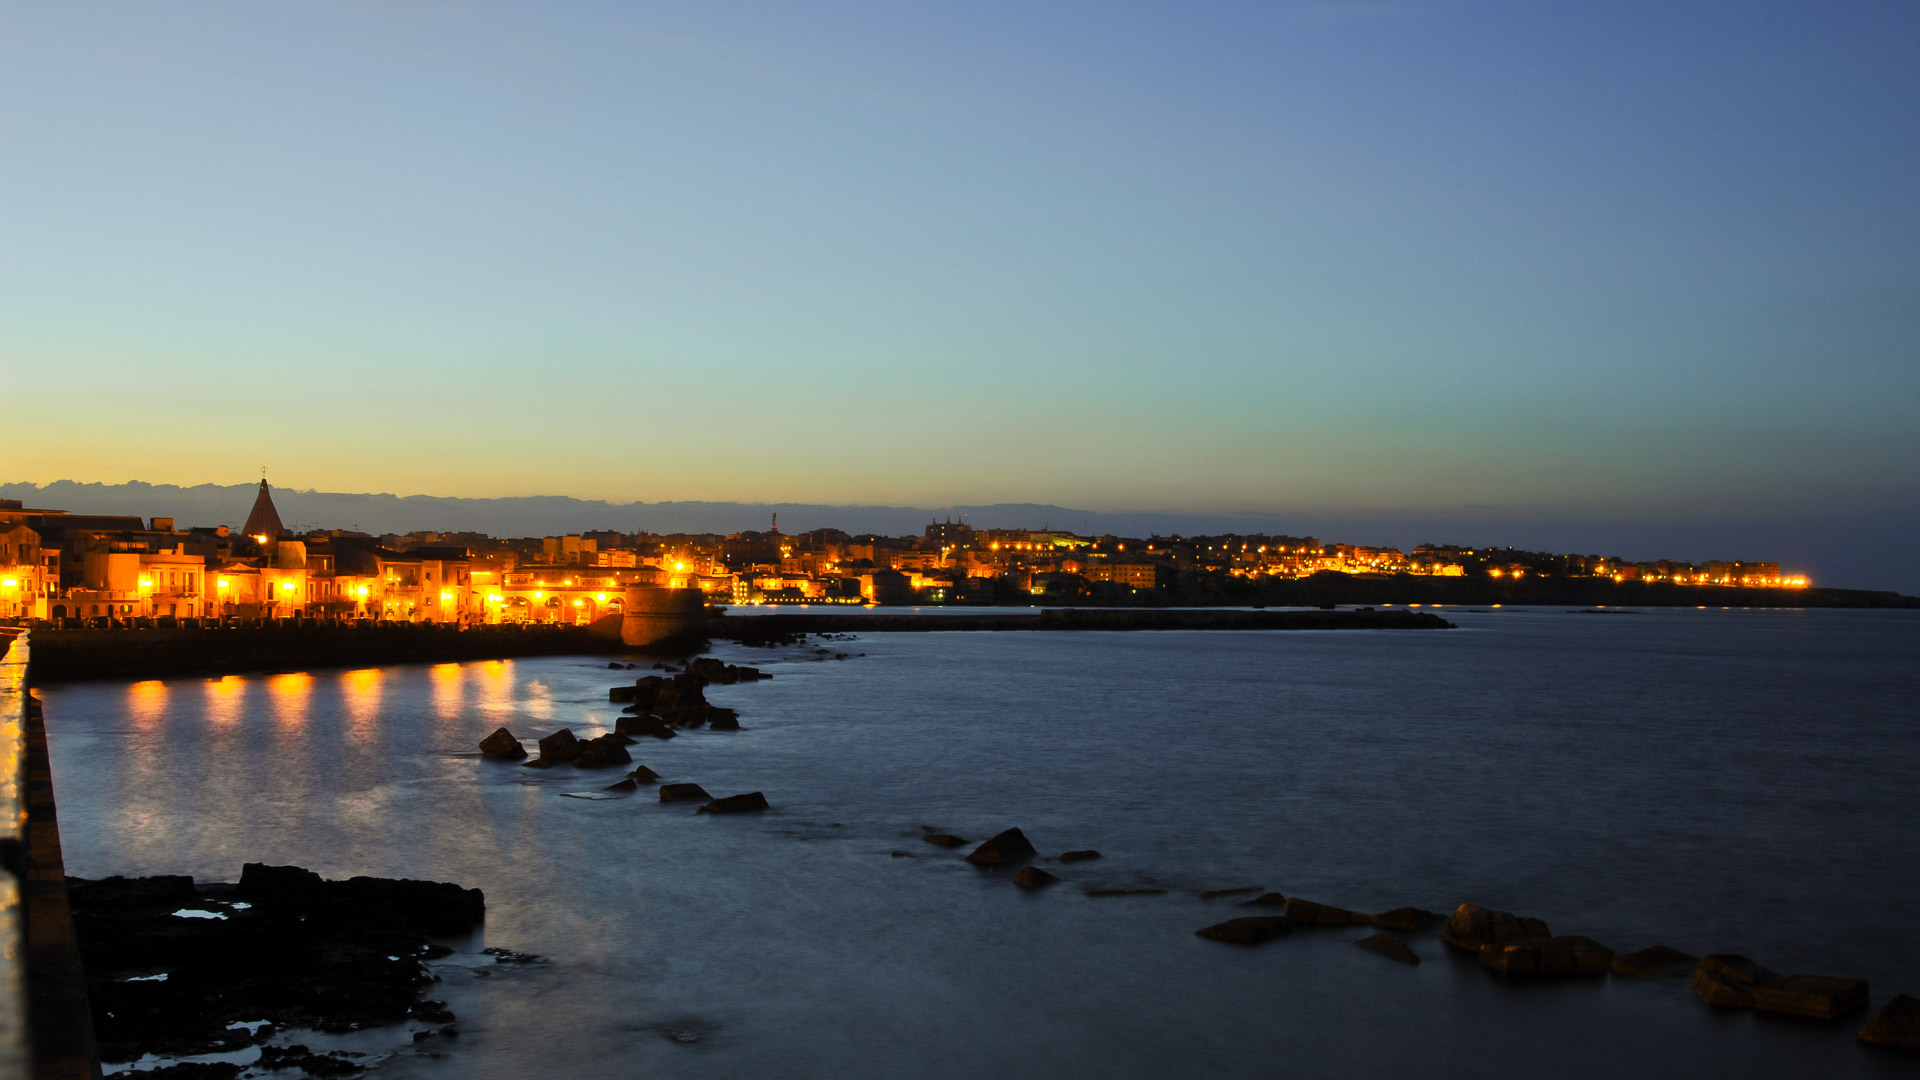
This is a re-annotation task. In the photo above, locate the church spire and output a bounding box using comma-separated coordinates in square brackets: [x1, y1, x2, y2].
[243, 477, 284, 544]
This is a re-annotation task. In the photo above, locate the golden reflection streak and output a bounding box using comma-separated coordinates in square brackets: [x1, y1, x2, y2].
[342, 667, 384, 738]
[127, 680, 167, 733]
[429, 662, 464, 722]
[267, 673, 313, 730]
[204, 675, 245, 728]
[473, 659, 514, 715]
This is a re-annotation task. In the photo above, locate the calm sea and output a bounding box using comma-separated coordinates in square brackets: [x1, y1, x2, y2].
[42, 607, 1920, 1078]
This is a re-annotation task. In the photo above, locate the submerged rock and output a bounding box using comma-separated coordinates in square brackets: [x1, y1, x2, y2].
[659, 783, 713, 803]
[1370, 907, 1440, 932]
[1242, 892, 1287, 908]
[1283, 898, 1371, 926]
[1058, 850, 1101, 863]
[1198, 887, 1261, 900]
[1012, 866, 1060, 889]
[1753, 975, 1870, 1020]
[1084, 888, 1167, 897]
[1355, 932, 1420, 965]
[699, 792, 770, 814]
[965, 828, 1037, 866]
[920, 833, 968, 848]
[1440, 903, 1550, 953]
[1858, 993, 1920, 1049]
[1195, 917, 1290, 945]
[1692, 954, 1785, 1008]
[477, 728, 527, 760]
[1477, 936, 1613, 978]
[603, 778, 638, 792]
[1612, 944, 1698, 977]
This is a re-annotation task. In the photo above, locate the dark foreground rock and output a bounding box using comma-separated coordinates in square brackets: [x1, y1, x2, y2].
[966, 828, 1037, 866]
[537, 728, 581, 762]
[1441, 903, 1551, 952]
[1612, 944, 1698, 977]
[477, 727, 527, 760]
[571, 734, 633, 768]
[1858, 993, 1920, 1049]
[69, 867, 485, 1065]
[1355, 932, 1420, 965]
[255, 1044, 364, 1074]
[660, 782, 713, 803]
[1195, 917, 1291, 945]
[699, 792, 770, 813]
[1477, 936, 1613, 978]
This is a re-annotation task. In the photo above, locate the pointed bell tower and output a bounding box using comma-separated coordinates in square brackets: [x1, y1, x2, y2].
[243, 472, 285, 544]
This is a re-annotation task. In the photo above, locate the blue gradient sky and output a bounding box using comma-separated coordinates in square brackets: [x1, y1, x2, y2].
[3, 3, 1915, 557]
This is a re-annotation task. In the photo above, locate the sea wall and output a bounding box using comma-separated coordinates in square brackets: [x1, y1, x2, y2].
[28, 625, 627, 684]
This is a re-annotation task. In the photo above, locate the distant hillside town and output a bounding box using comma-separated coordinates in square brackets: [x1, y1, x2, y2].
[0, 480, 1810, 625]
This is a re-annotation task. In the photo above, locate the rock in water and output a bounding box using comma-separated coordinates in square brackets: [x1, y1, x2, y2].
[1242, 892, 1287, 908]
[1612, 945, 1698, 977]
[965, 828, 1037, 866]
[921, 833, 968, 848]
[537, 729, 581, 762]
[1753, 975, 1869, 1020]
[1195, 917, 1290, 945]
[1012, 866, 1059, 889]
[572, 735, 632, 768]
[1283, 898, 1372, 925]
[699, 792, 770, 814]
[1858, 993, 1920, 1049]
[1477, 936, 1613, 978]
[603, 778, 638, 792]
[1440, 903, 1551, 952]
[1371, 907, 1440, 932]
[1199, 887, 1260, 899]
[1692, 954, 1785, 1008]
[628, 765, 661, 784]
[1058, 850, 1101, 863]
[1355, 932, 1420, 965]
[477, 728, 527, 760]
[659, 783, 713, 803]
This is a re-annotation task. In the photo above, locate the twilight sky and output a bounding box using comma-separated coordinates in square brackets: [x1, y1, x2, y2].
[2, 2, 1916, 577]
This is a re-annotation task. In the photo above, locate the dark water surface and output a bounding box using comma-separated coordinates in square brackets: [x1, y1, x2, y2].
[43, 608, 1920, 1078]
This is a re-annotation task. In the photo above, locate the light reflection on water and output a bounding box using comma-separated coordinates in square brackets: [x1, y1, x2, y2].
[39, 609, 1920, 1079]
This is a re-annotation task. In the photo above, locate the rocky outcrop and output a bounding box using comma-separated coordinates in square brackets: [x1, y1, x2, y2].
[615, 714, 676, 739]
[1283, 898, 1371, 926]
[965, 828, 1037, 866]
[1858, 993, 1920, 1049]
[536, 729, 581, 762]
[685, 657, 771, 684]
[571, 734, 633, 768]
[1012, 866, 1059, 889]
[477, 728, 527, 760]
[659, 782, 713, 803]
[1440, 903, 1550, 952]
[1370, 907, 1440, 932]
[1355, 932, 1420, 965]
[1692, 955, 1784, 1008]
[70, 868, 486, 1065]
[1753, 975, 1870, 1020]
[699, 792, 770, 814]
[1611, 945, 1697, 977]
[1195, 917, 1290, 945]
[1477, 936, 1613, 978]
